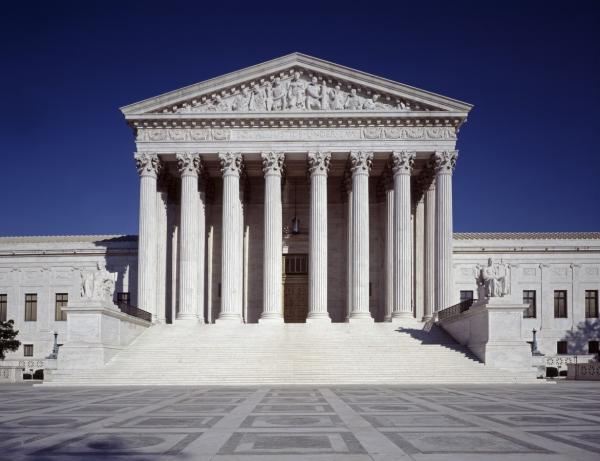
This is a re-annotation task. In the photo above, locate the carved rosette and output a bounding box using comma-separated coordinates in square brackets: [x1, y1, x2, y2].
[176, 152, 202, 177]
[391, 151, 415, 176]
[135, 152, 161, 177]
[307, 151, 331, 176]
[261, 152, 285, 176]
[218, 152, 244, 177]
[349, 151, 373, 176]
[433, 150, 458, 175]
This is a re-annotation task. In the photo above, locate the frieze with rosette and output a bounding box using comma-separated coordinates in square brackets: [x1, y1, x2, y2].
[137, 127, 456, 143]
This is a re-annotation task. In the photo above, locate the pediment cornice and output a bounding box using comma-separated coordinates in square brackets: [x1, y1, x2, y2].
[121, 53, 473, 123]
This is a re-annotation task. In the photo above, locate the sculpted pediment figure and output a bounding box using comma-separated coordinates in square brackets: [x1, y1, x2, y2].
[121, 53, 472, 117]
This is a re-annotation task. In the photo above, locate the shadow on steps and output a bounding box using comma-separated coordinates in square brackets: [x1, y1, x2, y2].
[394, 324, 483, 363]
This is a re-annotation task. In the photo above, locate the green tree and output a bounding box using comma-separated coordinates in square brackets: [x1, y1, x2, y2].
[0, 319, 21, 360]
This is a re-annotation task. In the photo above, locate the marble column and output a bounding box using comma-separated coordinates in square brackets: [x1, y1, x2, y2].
[260, 151, 285, 323]
[344, 172, 353, 321]
[349, 151, 373, 322]
[176, 152, 201, 321]
[135, 152, 161, 319]
[307, 151, 331, 322]
[434, 150, 458, 312]
[383, 172, 394, 322]
[391, 151, 415, 320]
[423, 171, 436, 320]
[156, 188, 168, 323]
[197, 180, 206, 323]
[413, 187, 425, 321]
[217, 152, 244, 323]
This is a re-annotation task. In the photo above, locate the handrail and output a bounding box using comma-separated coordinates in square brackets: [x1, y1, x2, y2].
[437, 298, 475, 321]
[116, 302, 152, 322]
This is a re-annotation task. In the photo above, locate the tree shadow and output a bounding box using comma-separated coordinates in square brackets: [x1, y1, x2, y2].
[562, 319, 600, 359]
[21, 433, 195, 461]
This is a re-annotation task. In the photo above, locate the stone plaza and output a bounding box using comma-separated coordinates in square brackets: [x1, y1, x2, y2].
[2, 383, 600, 460]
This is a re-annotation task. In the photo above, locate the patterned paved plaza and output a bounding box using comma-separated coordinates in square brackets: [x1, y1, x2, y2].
[1, 382, 600, 460]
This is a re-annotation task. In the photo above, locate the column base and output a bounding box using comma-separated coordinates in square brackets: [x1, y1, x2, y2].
[347, 312, 374, 323]
[421, 314, 433, 322]
[215, 313, 243, 324]
[306, 312, 331, 323]
[258, 313, 284, 324]
[391, 311, 413, 320]
[175, 313, 199, 322]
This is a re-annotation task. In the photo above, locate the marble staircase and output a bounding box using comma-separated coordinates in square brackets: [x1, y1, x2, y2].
[47, 322, 539, 385]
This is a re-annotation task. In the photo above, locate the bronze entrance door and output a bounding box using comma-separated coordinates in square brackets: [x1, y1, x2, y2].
[282, 254, 308, 323]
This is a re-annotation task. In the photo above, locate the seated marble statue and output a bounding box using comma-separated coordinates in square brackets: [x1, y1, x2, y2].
[478, 258, 510, 298]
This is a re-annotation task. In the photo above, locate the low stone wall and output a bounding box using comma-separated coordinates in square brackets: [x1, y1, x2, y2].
[58, 301, 151, 370]
[0, 366, 25, 383]
[567, 363, 600, 381]
[437, 298, 533, 372]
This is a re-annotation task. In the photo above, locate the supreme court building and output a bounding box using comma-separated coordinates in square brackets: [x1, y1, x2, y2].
[1, 54, 599, 383]
[128, 53, 464, 325]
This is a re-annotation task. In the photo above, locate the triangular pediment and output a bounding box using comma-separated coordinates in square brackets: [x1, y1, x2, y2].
[121, 53, 472, 118]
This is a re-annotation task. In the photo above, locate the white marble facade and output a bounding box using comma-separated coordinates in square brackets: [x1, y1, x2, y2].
[1, 54, 599, 361]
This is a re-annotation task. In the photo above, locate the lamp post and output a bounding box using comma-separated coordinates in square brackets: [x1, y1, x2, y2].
[531, 328, 543, 356]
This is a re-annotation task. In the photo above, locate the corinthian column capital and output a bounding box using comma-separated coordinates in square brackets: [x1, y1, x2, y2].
[391, 151, 415, 175]
[349, 151, 373, 176]
[135, 152, 161, 177]
[307, 151, 331, 176]
[261, 151, 285, 176]
[176, 152, 202, 177]
[218, 152, 244, 176]
[433, 150, 458, 174]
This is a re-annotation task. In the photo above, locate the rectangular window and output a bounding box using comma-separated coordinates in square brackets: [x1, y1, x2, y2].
[24, 294, 37, 321]
[0, 294, 6, 321]
[55, 293, 68, 321]
[23, 344, 33, 357]
[557, 341, 568, 355]
[283, 254, 308, 275]
[554, 290, 568, 318]
[523, 290, 536, 318]
[585, 290, 599, 318]
[117, 292, 130, 304]
[589, 341, 599, 354]
[460, 290, 474, 303]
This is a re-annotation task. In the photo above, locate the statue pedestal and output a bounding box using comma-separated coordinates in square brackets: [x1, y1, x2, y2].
[439, 297, 533, 372]
[58, 300, 151, 370]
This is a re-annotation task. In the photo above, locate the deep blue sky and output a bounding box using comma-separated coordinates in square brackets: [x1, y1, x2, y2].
[1, 0, 598, 236]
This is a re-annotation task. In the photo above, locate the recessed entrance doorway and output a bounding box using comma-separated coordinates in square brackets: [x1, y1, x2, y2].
[283, 254, 308, 323]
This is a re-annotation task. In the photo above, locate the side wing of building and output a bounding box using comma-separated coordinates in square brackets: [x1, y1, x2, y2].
[453, 232, 600, 356]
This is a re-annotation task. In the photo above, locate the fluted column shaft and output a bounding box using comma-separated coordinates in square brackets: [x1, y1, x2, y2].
[391, 151, 415, 320]
[349, 151, 373, 322]
[413, 194, 425, 320]
[345, 175, 353, 320]
[135, 153, 160, 320]
[434, 151, 458, 312]
[197, 185, 206, 323]
[384, 176, 394, 322]
[218, 152, 243, 322]
[423, 174, 436, 320]
[307, 152, 331, 322]
[156, 189, 168, 323]
[177, 153, 201, 320]
[260, 152, 284, 323]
